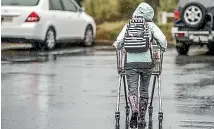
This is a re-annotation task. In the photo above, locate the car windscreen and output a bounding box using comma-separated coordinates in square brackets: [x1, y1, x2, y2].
[1, 0, 40, 6]
[178, 0, 214, 7]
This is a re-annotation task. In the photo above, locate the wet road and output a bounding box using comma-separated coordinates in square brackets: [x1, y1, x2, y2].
[1, 46, 214, 129]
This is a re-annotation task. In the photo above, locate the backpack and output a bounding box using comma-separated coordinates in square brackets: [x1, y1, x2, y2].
[123, 17, 150, 53]
[116, 17, 155, 71]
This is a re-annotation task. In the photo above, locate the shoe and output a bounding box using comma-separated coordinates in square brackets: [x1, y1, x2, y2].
[130, 112, 138, 128]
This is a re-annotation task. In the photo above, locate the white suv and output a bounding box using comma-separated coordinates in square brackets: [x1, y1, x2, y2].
[1, 0, 96, 50]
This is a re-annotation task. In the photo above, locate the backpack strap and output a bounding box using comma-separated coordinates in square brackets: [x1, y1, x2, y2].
[122, 19, 131, 47]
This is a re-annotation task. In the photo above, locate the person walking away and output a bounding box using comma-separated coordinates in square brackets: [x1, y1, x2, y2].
[113, 2, 167, 128]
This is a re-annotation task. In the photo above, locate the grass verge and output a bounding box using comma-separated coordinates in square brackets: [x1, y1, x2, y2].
[96, 21, 174, 45]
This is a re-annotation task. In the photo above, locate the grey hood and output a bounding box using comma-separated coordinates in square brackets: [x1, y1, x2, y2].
[132, 2, 154, 20]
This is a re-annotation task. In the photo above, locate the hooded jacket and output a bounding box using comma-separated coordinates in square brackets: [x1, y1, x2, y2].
[114, 2, 167, 63]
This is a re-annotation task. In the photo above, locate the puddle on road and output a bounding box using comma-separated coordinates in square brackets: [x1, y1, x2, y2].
[1, 48, 89, 63]
[1, 46, 114, 64]
[173, 54, 214, 128]
[1, 47, 214, 129]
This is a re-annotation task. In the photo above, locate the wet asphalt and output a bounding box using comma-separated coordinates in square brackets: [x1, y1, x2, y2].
[1, 46, 214, 129]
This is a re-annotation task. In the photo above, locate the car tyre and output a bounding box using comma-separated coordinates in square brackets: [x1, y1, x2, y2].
[83, 25, 94, 47]
[181, 2, 206, 28]
[43, 27, 56, 50]
[176, 43, 190, 55]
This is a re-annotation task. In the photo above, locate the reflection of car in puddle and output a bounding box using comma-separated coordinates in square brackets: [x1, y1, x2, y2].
[175, 54, 214, 66]
[1, 50, 58, 63]
[1, 47, 100, 63]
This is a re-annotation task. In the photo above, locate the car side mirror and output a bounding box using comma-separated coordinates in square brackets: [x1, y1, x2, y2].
[79, 7, 85, 12]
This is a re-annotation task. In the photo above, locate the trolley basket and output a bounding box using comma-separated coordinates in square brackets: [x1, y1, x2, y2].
[116, 44, 163, 75]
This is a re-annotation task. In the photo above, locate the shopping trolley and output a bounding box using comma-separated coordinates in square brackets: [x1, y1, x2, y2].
[114, 43, 164, 129]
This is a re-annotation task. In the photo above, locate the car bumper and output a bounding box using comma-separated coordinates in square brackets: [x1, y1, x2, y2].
[171, 27, 214, 44]
[1, 23, 45, 42]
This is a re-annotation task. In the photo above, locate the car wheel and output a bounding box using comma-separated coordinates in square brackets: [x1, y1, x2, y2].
[176, 43, 190, 55]
[181, 2, 206, 28]
[43, 27, 56, 50]
[84, 26, 94, 47]
[207, 43, 214, 55]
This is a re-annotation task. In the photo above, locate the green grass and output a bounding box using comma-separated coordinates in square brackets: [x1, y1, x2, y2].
[96, 21, 126, 40]
[96, 21, 174, 42]
[98, 21, 126, 31]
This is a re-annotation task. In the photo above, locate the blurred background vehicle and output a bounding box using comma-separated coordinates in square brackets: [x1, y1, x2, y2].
[1, 0, 96, 50]
[171, 0, 214, 55]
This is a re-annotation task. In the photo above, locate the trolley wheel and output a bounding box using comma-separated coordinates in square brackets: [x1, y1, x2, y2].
[115, 120, 120, 129]
[158, 112, 163, 129]
[148, 120, 153, 129]
[148, 106, 153, 121]
[159, 121, 162, 129]
[125, 116, 129, 129]
[115, 111, 120, 129]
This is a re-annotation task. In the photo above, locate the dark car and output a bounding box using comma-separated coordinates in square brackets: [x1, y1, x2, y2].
[171, 0, 214, 55]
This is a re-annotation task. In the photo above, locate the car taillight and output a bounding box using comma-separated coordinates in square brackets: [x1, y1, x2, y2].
[176, 33, 184, 37]
[174, 10, 180, 20]
[25, 12, 40, 22]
